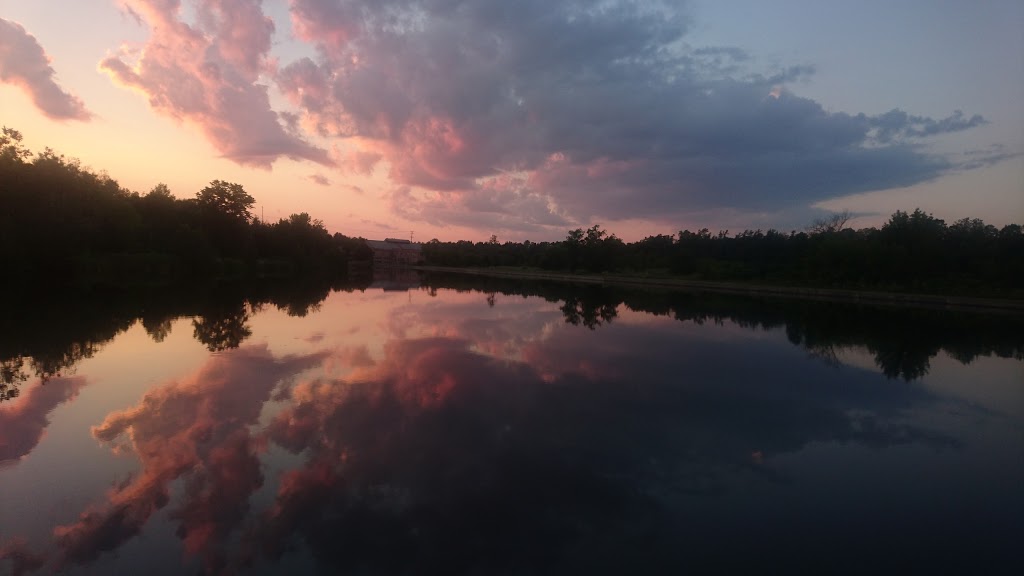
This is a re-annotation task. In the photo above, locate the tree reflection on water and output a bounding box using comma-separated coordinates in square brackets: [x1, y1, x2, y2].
[0, 277, 364, 402]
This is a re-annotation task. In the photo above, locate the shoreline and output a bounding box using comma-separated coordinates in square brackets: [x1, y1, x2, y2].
[414, 266, 1024, 314]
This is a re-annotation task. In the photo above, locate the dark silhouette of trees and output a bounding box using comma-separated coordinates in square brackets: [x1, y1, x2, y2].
[561, 225, 623, 272]
[807, 210, 852, 234]
[334, 233, 374, 263]
[0, 126, 373, 285]
[0, 127, 31, 164]
[196, 180, 256, 222]
[148, 182, 173, 200]
[422, 212, 1022, 297]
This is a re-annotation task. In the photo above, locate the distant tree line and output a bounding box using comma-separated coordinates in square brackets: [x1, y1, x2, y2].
[424, 214, 1024, 297]
[0, 127, 371, 285]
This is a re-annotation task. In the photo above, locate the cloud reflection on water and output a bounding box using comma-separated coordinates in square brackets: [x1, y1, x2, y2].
[52, 346, 324, 572]
[0, 377, 87, 465]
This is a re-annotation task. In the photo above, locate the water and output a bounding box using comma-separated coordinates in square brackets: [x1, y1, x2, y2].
[1, 274, 1022, 575]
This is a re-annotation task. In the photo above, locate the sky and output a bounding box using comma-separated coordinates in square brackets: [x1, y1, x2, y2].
[1, 0, 1021, 242]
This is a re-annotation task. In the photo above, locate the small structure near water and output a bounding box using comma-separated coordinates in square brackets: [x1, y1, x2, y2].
[365, 238, 423, 268]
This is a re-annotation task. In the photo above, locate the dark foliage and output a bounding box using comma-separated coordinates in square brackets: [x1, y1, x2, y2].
[424, 216, 1023, 297]
[0, 126, 370, 285]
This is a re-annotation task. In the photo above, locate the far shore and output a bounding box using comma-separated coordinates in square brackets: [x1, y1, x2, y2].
[414, 265, 1024, 315]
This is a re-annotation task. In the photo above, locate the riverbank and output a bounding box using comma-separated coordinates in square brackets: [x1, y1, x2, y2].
[415, 266, 1024, 314]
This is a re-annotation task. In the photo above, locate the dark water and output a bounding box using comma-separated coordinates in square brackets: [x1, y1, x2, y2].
[1, 274, 1022, 575]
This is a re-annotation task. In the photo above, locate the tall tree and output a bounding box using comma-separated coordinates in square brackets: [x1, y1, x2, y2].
[147, 182, 173, 199]
[196, 180, 255, 222]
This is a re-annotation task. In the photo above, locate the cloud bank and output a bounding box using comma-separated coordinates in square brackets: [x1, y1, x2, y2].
[274, 0, 987, 229]
[0, 18, 91, 121]
[101, 1, 990, 231]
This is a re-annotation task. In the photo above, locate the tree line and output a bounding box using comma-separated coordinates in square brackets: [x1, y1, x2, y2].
[0, 127, 371, 285]
[4, 124, 1019, 296]
[423, 212, 1024, 297]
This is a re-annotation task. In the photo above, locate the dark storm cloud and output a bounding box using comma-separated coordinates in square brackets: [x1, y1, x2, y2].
[282, 0, 986, 227]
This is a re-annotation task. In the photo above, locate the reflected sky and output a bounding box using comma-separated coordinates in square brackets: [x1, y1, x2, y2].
[1, 282, 1022, 575]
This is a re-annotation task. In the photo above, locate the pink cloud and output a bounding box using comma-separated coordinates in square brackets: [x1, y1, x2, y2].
[0, 18, 91, 121]
[194, 0, 273, 78]
[274, 46, 538, 189]
[101, 0, 328, 168]
[287, 0, 364, 51]
[336, 148, 382, 175]
[276, 57, 354, 137]
[0, 377, 88, 464]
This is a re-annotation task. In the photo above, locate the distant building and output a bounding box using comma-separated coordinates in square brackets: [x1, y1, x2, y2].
[365, 238, 423, 268]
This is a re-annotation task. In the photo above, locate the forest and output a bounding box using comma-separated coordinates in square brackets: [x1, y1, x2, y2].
[0, 127, 370, 285]
[423, 213, 1024, 297]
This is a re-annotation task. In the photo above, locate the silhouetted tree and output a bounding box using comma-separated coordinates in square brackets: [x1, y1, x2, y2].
[807, 210, 852, 234]
[0, 127, 31, 165]
[196, 180, 255, 222]
[148, 182, 174, 200]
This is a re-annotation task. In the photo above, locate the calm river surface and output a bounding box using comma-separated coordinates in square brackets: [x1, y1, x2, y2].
[2, 274, 1022, 575]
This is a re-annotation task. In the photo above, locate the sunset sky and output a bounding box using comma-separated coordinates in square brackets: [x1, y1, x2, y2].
[2, 0, 1021, 241]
